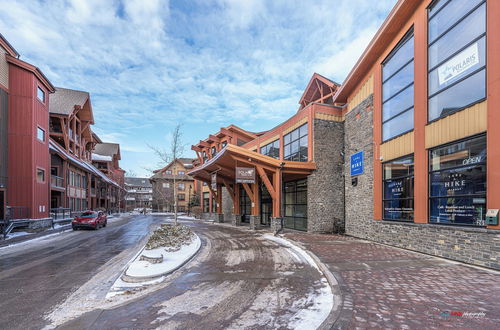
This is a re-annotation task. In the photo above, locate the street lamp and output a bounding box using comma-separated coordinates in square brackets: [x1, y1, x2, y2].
[188, 185, 192, 216]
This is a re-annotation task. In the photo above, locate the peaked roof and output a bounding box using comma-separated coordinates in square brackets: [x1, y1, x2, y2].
[298, 73, 340, 110]
[125, 177, 152, 187]
[152, 158, 195, 174]
[6, 55, 55, 92]
[0, 33, 19, 57]
[49, 87, 91, 116]
[94, 143, 120, 159]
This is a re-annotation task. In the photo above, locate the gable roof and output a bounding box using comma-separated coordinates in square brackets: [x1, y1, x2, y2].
[125, 177, 152, 188]
[49, 87, 90, 116]
[152, 158, 195, 174]
[298, 73, 340, 111]
[94, 143, 120, 159]
[0, 33, 19, 57]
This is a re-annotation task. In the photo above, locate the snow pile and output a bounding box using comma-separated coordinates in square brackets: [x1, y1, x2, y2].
[91, 153, 113, 162]
[145, 224, 194, 251]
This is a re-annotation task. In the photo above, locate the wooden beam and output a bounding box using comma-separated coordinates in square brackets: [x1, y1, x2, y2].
[208, 134, 220, 143]
[242, 183, 254, 204]
[230, 155, 276, 172]
[256, 165, 276, 200]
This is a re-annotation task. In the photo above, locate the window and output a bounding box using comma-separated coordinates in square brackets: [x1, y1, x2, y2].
[382, 29, 414, 141]
[383, 156, 414, 221]
[163, 182, 170, 188]
[428, 0, 486, 121]
[37, 127, 45, 142]
[221, 141, 227, 148]
[37, 168, 45, 183]
[37, 87, 45, 102]
[239, 185, 251, 222]
[283, 179, 308, 231]
[178, 183, 185, 191]
[283, 123, 308, 161]
[178, 171, 185, 175]
[203, 192, 210, 212]
[261, 139, 280, 159]
[202, 152, 207, 162]
[429, 135, 486, 226]
[211, 146, 217, 156]
[165, 170, 172, 175]
[178, 194, 185, 201]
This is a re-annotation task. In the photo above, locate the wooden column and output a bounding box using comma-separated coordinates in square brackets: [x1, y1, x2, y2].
[273, 169, 282, 218]
[373, 64, 383, 220]
[487, 0, 500, 229]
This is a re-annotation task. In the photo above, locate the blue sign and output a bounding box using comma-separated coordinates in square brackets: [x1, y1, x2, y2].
[350, 151, 364, 176]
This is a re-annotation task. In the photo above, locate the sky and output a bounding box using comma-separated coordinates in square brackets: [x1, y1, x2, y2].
[0, 0, 397, 177]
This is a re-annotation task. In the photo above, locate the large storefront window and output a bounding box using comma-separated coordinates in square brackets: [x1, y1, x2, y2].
[428, 0, 486, 121]
[429, 135, 486, 226]
[284, 179, 307, 231]
[284, 123, 308, 162]
[383, 155, 414, 221]
[261, 139, 280, 159]
[382, 29, 414, 141]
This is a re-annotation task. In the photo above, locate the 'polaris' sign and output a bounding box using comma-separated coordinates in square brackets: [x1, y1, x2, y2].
[438, 42, 479, 86]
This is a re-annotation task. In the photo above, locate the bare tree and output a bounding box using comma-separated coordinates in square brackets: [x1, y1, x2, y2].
[126, 169, 138, 177]
[148, 124, 186, 225]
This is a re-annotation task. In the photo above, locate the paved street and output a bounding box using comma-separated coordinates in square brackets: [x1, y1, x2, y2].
[284, 232, 500, 329]
[0, 215, 162, 330]
[0, 216, 332, 329]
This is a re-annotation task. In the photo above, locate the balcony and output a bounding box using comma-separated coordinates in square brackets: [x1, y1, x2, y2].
[50, 175, 65, 190]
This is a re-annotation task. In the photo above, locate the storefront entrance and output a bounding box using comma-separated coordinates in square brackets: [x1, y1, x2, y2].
[239, 185, 251, 223]
[260, 184, 272, 226]
[284, 179, 307, 231]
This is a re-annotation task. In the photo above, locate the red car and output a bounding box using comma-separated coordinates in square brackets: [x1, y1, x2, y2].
[72, 210, 107, 230]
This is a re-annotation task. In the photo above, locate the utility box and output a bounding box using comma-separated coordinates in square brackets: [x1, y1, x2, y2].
[486, 209, 499, 226]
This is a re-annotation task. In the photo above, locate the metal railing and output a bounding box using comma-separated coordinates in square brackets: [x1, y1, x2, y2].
[2, 206, 30, 239]
[51, 175, 64, 189]
[50, 208, 72, 222]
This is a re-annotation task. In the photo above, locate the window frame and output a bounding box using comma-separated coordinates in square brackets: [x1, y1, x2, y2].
[428, 133, 487, 227]
[36, 167, 46, 183]
[427, 0, 487, 123]
[37, 126, 45, 142]
[283, 123, 308, 162]
[382, 154, 415, 222]
[261, 139, 280, 159]
[37, 86, 46, 103]
[381, 28, 415, 142]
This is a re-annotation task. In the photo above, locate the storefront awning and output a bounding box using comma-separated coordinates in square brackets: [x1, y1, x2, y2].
[188, 144, 316, 184]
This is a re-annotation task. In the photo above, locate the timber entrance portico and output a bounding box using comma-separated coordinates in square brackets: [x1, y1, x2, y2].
[188, 144, 316, 230]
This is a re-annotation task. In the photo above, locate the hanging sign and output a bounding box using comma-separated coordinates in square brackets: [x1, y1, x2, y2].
[438, 42, 479, 86]
[350, 151, 364, 176]
[211, 173, 217, 190]
[235, 167, 255, 184]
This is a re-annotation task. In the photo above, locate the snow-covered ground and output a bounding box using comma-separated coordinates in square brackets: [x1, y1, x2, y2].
[106, 233, 201, 298]
[263, 234, 334, 330]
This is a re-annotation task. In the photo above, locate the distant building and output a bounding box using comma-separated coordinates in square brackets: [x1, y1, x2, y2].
[124, 177, 152, 211]
[150, 158, 196, 213]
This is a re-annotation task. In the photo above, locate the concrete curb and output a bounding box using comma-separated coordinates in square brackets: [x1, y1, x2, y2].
[275, 235, 346, 330]
[121, 233, 202, 283]
[0, 224, 72, 247]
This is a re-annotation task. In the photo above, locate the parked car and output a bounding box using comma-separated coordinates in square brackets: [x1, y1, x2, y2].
[72, 210, 107, 230]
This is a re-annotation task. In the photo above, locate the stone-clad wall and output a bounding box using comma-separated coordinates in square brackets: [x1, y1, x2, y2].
[344, 95, 374, 238]
[308, 118, 345, 233]
[222, 186, 233, 222]
[344, 94, 500, 270]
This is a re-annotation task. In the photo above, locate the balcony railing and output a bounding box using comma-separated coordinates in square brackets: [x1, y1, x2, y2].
[51, 175, 64, 189]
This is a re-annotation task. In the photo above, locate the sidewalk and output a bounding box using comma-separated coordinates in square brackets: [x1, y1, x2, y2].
[284, 232, 500, 329]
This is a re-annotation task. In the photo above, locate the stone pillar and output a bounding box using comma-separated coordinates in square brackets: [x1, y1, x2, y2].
[271, 217, 283, 234]
[231, 214, 241, 226]
[214, 213, 224, 223]
[250, 215, 261, 230]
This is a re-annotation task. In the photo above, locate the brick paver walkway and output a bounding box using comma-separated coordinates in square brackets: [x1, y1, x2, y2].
[284, 233, 500, 329]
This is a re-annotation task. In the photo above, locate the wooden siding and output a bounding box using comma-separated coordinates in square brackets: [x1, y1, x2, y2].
[259, 135, 279, 147]
[282, 117, 308, 135]
[314, 112, 343, 122]
[347, 74, 373, 113]
[380, 131, 414, 162]
[0, 49, 8, 89]
[425, 101, 487, 149]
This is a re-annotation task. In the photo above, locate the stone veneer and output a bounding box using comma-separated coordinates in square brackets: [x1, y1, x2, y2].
[344, 94, 500, 270]
[221, 187, 233, 223]
[308, 118, 345, 233]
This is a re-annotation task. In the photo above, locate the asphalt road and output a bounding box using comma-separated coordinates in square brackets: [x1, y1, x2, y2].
[0, 214, 162, 330]
[0, 216, 332, 329]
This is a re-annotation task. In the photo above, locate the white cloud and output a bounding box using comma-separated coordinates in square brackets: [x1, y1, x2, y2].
[0, 0, 397, 175]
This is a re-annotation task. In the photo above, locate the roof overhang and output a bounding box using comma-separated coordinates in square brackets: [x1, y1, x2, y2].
[188, 144, 316, 184]
[6, 55, 55, 92]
